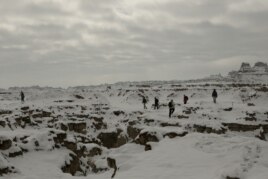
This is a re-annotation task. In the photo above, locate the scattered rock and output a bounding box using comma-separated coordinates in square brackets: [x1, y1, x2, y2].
[0, 110, 12, 115]
[53, 132, 67, 145]
[222, 123, 260, 132]
[15, 116, 31, 127]
[0, 121, 6, 127]
[247, 103, 255, 106]
[21, 106, 30, 111]
[90, 116, 104, 122]
[244, 117, 257, 121]
[127, 126, 142, 139]
[135, 131, 159, 145]
[223, 107, 233, 111]
[177, 115, 189, 119]
[164, 131, 188, 138]
[193, 124, 226, 134]
[68, 122, 87, 134]
[144, 119, 156, 125]
[245, 112, 257, 121]
[145, 144, 152, 151]
[0, 167, 16, 176]
[91, 117, 107, 130]
[226, 177, 240, 179]
[97, 129, 128, 149]
[9, 149, 23, 158]
[32, 111, 52, 118]
[160, 122, 181, 127]
[87, 147, 102, 157]
[61, 153, 83, 176]
[64, 140, 77, 152]
[113, 110, 125, 116]
[74, 95, 84, 99]
[0, 138, 12, 150]
[183, 107, 200, 115]
[61, 122, 87, 134]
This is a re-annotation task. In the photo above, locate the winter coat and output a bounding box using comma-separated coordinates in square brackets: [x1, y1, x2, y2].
[212, 90, 218, 98]
[142, 97, 147, 104]
[168, 101, 175, 109]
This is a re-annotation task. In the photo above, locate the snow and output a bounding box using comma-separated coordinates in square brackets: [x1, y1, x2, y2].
[1, 80, 268, 179]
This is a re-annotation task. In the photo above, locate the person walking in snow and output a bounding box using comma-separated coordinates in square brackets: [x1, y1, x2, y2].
[183, 95, 188, 104]
[154, 97, 159, 110]
[142, 96, 148, 109]
[212, 89, 218, 103]
[168, 99, 175, 118]
[20, 91, 25, 102]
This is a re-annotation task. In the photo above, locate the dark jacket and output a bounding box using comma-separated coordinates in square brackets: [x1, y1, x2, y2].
[142, 97, 147, 104]
[168, 101, 175, 109]
[212, 90, 218, 98]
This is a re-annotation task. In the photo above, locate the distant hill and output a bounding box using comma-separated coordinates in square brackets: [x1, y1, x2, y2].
[228, 61, 268, 83]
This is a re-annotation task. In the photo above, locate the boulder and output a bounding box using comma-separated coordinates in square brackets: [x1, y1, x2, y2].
[61, 153, 83, 176]
[21, 106, 30, 111]
[60, 122, 87, 134]
[52, 132, 67, 145]
[90, 117, 107, 130]
[0, 110, 12, 115]
[64, 141, 77, 152]
[145, 144, 152, 151]
[74, 95, 84, 99]
[0, 121, 6, 128]
[164, 131, 188, 139]
[160, 122, 181, 127]
[68, 122, 87, 134]
[32, 111, 52, 118]
[90, 116, 104, 123]
[127, 126, 142, 139]
[226, 177, 240, 179]
[193, 124, 226, 134]
[222, 123, 260, 132]
[0, 137, 12, 150]
[113, 110, 125, 116]
[177, 115, 189, 119]
[97, 129, 128, 149]
[247, 103, 255, 106]
[92, 121, 107, 130]
[87, 147, 102, 157]
[15, 116, 31, 127]
[9, 147, 23, 157]
[0, 154, 16, 176]
[223, 107, 233, 111]
[135, 131, 159, 145]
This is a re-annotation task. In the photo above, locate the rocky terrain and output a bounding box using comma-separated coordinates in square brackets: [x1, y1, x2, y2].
[228, 62, 268, 83]
[1, 82, 268, 179]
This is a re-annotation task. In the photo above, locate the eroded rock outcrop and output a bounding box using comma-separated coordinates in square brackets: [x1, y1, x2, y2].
[97, 129, 128, 149]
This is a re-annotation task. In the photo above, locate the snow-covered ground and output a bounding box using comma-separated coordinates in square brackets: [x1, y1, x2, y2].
[0, 81, 268, 179]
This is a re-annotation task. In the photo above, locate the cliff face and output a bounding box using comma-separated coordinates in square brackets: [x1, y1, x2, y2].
[229, 62, 268, 83]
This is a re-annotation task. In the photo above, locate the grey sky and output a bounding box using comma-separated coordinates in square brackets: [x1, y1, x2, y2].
[0, 0, 268, 88]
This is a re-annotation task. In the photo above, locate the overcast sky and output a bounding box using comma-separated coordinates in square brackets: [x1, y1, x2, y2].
[0, 0, 268, 88]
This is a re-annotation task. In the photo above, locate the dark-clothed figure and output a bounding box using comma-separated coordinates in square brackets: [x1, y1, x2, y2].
[154, 97, 159, 110]
[183, 95, 188, 104]
[20, 91, 25, 102]
[212, 89, 218, 103]
[142, 96, 147, 109]
[168, 100, 175, 118]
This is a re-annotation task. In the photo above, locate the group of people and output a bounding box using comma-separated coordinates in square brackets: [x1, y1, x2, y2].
[19, 88, 218, 118]
[142, 89, 218, 118]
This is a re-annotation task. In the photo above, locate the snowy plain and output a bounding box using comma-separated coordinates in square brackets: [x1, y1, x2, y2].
[1, 81, 268, 179]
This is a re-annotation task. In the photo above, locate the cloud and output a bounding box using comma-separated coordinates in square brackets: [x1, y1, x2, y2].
[0, 0, 267, 87]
